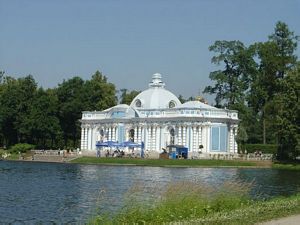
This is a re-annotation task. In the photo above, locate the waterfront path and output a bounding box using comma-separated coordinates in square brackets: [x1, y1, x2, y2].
[258, 214, 300, 225]
[22, 154, 80, 163]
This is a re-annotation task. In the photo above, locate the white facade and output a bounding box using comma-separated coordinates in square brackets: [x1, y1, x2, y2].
[80, 73, 239, 156]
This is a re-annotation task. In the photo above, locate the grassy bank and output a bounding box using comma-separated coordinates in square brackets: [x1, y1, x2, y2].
[88, 181, 300, 225]
[272, 162, 300, 170]
[72, 157, 258, 167]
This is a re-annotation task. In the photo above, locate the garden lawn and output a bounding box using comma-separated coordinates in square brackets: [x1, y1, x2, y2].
[72, 156, 258, 167]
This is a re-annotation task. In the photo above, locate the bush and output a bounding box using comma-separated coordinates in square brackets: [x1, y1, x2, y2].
[245, 144, 277, 154]
[9, 143, 35, 153]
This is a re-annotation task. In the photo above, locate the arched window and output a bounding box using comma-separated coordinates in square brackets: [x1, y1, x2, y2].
[129, 129, 135, 142]
[169, 128, 175, 145]
[99, 129, 105, 141]
[169, 101, 176, 108]
[135, 99, 142, 107]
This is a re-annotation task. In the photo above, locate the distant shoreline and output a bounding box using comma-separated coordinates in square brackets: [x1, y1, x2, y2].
[3, 156, 300, 170]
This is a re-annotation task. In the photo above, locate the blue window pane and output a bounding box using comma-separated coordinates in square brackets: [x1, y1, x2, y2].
[118, 125, 125, 143]
[220, 126, 227, 151]
[211, 127, 219, 151]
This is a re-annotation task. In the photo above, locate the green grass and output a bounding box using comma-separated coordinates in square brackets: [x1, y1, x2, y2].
[272, 162, 300, 170]
[72, 157, 257, 167]
[88, 181, 300, 225]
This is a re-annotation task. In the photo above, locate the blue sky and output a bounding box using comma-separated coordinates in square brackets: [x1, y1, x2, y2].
[0, 0, 299, 102]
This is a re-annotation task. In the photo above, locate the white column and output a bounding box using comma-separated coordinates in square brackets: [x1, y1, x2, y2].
[229, 126, 233, 153]
[202, 126, 207, 153]
[198, 126, 202, 147]
[178, 126, 182, 145]
[182, 126, 187, 146]
[159, 126, 163, 150]
[192, 126, 197, 152]
[137, 127, 142, 143]
[84, 128, 88, 149]
[187, 126, 191, 151]
[86, 127, 90, 150]
[125, 128, 129, 141]
[81, 127, 84, 150]
[112, 126, 116, 141]
[115, 126, 119, 142]
[92, 126, 97, 150]
[147, 126, 151, 150]
[134, 126, 138, 143]
[109, 127, 112, 141]
[233, 126, 238, 153]
[206, 126, 210, 153]
[156, 126, 160, 151]
[153, 126, 157, 151]
[141, 126, 144, 144]
[88, 127, 93, 150]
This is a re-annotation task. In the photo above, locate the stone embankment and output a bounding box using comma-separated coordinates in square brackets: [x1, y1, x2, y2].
[21, 150, 81, 163]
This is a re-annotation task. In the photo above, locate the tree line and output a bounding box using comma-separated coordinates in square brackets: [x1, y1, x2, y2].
[0, 21, 299, 160]
[204, 21, 299, 160]
[0, 71, 139, 150]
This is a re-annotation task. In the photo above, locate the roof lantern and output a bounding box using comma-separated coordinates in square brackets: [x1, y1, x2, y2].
[149, 73, 165, 88]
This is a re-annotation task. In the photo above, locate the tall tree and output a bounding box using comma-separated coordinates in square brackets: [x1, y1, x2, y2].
[28, 88, 62, 148]
[272, 63, 300, 160]
[248, 21, 299, 144]
[0, 75, 37, 146]
[203, 40, 256, 109]
[56, 76, 86, 148]
[84, 71, 117, 110]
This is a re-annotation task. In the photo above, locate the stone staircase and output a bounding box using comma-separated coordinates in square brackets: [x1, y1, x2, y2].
[24, 154, 80, 163]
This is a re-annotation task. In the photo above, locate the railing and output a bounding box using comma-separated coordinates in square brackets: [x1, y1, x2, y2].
[190, 152, 273, 161]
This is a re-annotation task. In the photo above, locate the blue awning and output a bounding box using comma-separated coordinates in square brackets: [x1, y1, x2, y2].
[96, 141, 121, 147]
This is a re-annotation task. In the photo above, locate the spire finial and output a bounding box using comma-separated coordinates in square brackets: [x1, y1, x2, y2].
[149, 73, 165, 88]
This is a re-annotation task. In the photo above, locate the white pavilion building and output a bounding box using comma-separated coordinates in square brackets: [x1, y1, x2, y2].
[80, 73, 239, 157]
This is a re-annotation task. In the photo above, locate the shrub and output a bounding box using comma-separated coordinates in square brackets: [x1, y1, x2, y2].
[245, 144, 277, 154]
[9, 143, 35, 153]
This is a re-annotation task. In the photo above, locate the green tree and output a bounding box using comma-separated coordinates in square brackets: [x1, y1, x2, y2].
[272, 64, 300, 160]
[120, 89, 140, 105]
[56, 76, 86, 148]
[203, 40, 256, 109]
[28, 88, 62, 148]
[248, 21, 299, 144]
[0, 75, 37, 146]
[15, 75, 37, 142]
[84, 71, 117, 110]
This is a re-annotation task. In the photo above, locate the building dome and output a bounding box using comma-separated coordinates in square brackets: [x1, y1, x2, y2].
[176, 101, 216, 109]
[130, 73, 181, 109]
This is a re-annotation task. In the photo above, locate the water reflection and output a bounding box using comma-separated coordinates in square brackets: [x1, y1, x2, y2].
[0, 161, 299, 224]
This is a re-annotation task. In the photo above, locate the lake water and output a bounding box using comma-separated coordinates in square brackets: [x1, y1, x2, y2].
[0, 161, 300, 224]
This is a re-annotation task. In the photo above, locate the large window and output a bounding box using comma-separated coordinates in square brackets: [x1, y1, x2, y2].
[118, 124, 125, 143]
[169, 128, 175, 145]
[210, 126, 227, 152]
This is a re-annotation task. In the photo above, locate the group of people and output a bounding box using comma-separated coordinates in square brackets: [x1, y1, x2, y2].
[96, 148, 138, 158]
[108, 149, 126, 158]
[254, 151, 263, 157]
